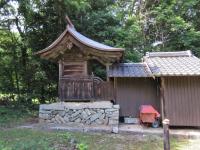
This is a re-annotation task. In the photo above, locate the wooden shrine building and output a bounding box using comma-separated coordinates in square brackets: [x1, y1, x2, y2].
[36, 17, 124, 101]
[36, 17, 200, 127]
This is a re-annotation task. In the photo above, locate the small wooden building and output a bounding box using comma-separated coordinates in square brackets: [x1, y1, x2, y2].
[144, 51, 200, 126]
[108, 50, 200, 126]
[36, 17, 200, 127]
[36, 17, 124, 101]
[108, 63, 160, 117]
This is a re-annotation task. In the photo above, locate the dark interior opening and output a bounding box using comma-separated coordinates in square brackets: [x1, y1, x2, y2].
[87, 59, 106, 80]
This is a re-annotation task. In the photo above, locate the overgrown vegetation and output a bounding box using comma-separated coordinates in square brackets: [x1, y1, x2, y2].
[0, 128, 199, 150]
[0, 106, 37, 128]
[1, 0, 200, 105]
[0, 129, 76, 150]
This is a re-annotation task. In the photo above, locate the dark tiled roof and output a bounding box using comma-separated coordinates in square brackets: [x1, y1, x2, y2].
[144, 51, 200, 76]
[108, 63, 152, 77]
[109, 51, 200, 78]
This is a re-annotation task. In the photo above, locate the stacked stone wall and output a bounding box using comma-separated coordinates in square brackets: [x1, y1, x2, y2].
[39, 101, 119, 132]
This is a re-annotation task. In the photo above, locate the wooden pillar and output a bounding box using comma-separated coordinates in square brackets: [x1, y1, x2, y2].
[58, 60, 63, 79]
[114, 77, 117, 102]
[58, 61, 63, 102]
[84, 60, 88, 76]
[106, 63, 111, 81]
[160, 77, 165, 121]
[163, 119, 170, 150]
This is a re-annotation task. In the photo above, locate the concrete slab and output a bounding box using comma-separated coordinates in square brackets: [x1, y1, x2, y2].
[119, 124, 163, 136]
[119, 124, 200, 139]
[18, 123, 112, 133]
[18, 123, 200, 139]
[170, 128, 200, 139]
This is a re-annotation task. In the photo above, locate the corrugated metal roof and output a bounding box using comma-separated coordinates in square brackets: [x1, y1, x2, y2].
[108, 63, 152, 77]
[145, 51, 200, 76]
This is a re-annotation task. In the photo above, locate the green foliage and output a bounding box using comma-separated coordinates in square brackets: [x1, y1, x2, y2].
[0, 124, 198, 150]
[0, 106, 37, 128]
[76, 143, 88, 150]
[0, 129, 75, 150]
[1, 0, 200, 105]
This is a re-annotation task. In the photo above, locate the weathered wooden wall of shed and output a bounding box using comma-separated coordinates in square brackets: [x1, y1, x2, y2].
[163, 76, 200, 126]
[115, 78, 160, 117]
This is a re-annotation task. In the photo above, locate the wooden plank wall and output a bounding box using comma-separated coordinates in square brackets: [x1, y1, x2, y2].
[164, 76, 200, 126]
[115, 78, 160, 117]
[62, 61, 87, 77]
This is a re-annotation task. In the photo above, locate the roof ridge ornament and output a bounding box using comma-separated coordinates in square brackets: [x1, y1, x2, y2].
[66, 15, 75, 29]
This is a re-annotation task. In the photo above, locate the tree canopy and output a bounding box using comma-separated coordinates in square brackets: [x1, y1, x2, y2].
[1, 0, 200, 105]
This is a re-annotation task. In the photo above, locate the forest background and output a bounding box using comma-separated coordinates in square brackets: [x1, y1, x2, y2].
[1, 0, 200, 106]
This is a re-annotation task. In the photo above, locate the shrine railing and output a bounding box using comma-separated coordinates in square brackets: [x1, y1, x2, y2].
[59, 76, 114, 101]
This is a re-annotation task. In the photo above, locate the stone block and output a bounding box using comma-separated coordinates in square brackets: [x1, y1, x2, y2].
[39, 110, 51, 114]
[105, 109, 118, 113]
[40, 103, 65, 111]
[111, 116, 119, 120]
[70, 114, 80, 122]
[81, 111, 88, 119]
[55, 114, 65, 124]
[84, 115, 91, 122]
[90, 113, 102, 122]
[59, 111, 66, 117]
[64, 108, 70, 112]
[63, 101, 113, 109]
[51, 118, 55, 122]
[39, 113, 49, 120]
[46, 120, 52, 123]
[51, 110, 58, 115]
[95, 119, 105, 125]
[71, 110, 81, 118]
[74, 118, 81, 123]
[113, 105, 120, 109]
[55, 116, 61, 124]
[67, 110, 74, 115]
[90, 110, 96, 115]
[104, 117, 109, 125]
[86, 120, 91, 125]
[112, 126, 119, 133]
[99, 113, 105, 120]
[108, 119, 119, 125]
[85, 109, 91, 115]
[39, 119, 45, 123]
[64, 116, 69, 122]
[109, 112, 119, 118]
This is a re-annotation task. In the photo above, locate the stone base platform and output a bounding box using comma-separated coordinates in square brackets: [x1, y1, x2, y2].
[39, 101, 120, 133]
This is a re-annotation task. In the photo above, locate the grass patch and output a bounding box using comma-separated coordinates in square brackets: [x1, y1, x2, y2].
[0, 129, 75, 150]
[69, 132, 200, 150]
[0, 106, 38, 128]
[0, 129, 199, 150]
[71, 132, 163, 150]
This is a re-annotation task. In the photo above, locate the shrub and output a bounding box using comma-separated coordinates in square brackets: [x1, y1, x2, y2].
[76, 143, 88, 150]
